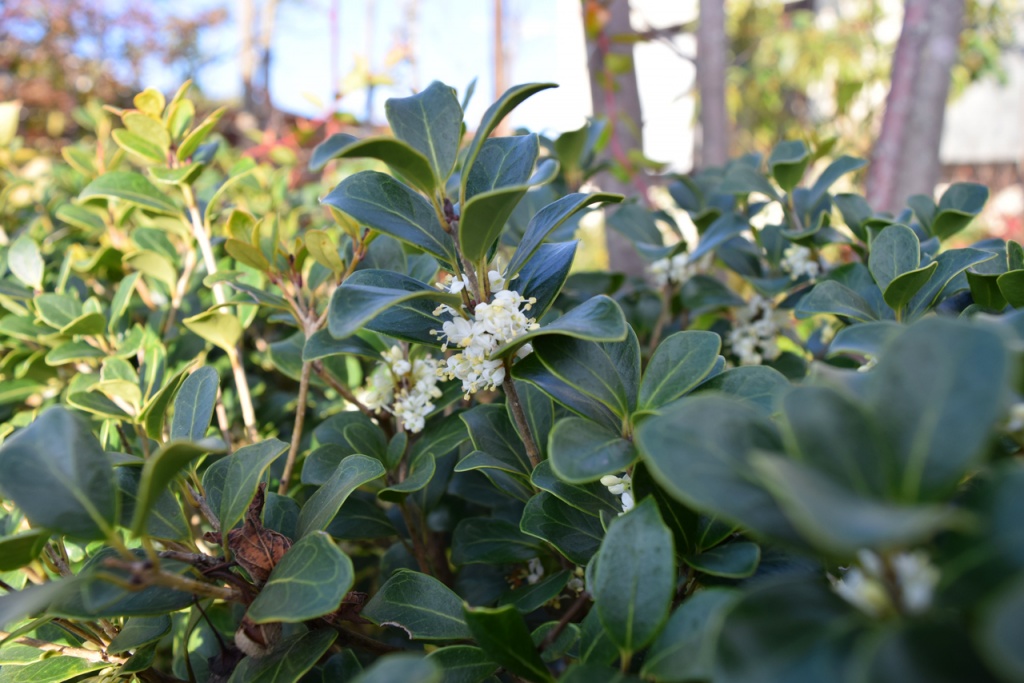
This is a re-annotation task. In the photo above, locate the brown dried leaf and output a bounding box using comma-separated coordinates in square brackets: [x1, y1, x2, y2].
[227, 483, 291, 586]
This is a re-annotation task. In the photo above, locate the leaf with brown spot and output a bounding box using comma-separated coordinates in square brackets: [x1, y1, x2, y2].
[227, 484, 292, 586]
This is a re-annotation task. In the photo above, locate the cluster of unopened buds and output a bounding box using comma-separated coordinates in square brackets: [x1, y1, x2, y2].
[829, 548, 939, 617]
[648, 251, 710, 287]
[431, 270, 539, 397]
[780, 244, 821, 280]
[360, 346, 442, 433]
[726, 294, 786, 366]
[600, 472, 635, 514]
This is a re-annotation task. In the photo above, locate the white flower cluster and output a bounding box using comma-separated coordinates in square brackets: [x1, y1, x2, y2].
[830, 549, 939, 617]
[432, 270, 539, 396]
[360, 346, 442, 433]
[648, 251, 709, 287]
[567, 566, 586, 594]
[781, 244, 820, 280]
[600, 473, 635, 514]
[726, 294, 786, 366]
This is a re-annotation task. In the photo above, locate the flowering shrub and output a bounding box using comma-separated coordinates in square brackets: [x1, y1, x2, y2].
[0, 81, 1022, 683]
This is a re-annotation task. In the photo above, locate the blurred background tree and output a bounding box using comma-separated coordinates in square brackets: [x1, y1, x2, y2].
[0, 0, 227, 140]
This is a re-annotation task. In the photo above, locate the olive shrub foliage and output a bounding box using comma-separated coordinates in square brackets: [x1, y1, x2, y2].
[0, 80, 1023, 683]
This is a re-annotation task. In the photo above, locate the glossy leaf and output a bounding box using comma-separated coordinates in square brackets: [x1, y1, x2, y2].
[639, 330, 721, 410]
[327, 269, 461, 342]
[506, 192, 622, 278]
[0, 407, 116, 540]
[309, 133, 437, 194]
[0, 529, 49, 571]
[247, 532, 354, 623]
[593, 498, 675, 654]
[520, 491, 605, 565]
[641, 588, 736, 683]
[549, 416, 636, 483]
[363, 569, 471, 640]
[170, 365, 219, 442]
[183, 310, 243, 351]
[352, 654, 442, 683]
[683, 541, 760, 579]
[463, 604, 554, 683]
[425, 646, 498, 683]
[219, 438, 289, 541]
[385, 81, 463, 185]
[296, 454, 386, 537]
[8, 236, 43, 290]
[452, 518, 543, 565]
[461, 82, 556, 201]
[227, 629, 337, 683]
[322, 171, 456, 264]
[931, 182, 988, 240]
[869, 224, 920, 292]
[130, 438, 225, 537]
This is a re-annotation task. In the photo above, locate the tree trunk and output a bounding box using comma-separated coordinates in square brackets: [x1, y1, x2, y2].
[493, 0, 510, 136]
[584, 0, 648, 278]
[239, 0, 256, 112]
[257, 0, 280, 125]
[696, 0, 730, 169]
[866, 0, 965, 214]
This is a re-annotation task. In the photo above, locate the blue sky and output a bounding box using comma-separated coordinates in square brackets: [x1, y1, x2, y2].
[162, 0, 594, 133]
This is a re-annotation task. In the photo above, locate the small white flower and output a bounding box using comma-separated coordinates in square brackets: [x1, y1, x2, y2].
[357, 346, 442, 434]
[1007, 402, 1024, 433]
[829, 548, 939, 617]
[526, 557, 545, 585]
[432, 282, 539, 396]
[647, 251, 711, 287]
[781, 244, 821, 280]
[601, 472, 634, 514]
[727, 294, 784, 365]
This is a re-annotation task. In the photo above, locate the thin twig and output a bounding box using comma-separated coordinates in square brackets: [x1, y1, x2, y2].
[502, 371, 541, 468]
[540, 591, 591, 651]
[313, 362, 376, 420]
[324, 622, 403, 655]
[0, 631, 126, 664]
[181, 185, 258, 443]
[278, 359, 313, 495]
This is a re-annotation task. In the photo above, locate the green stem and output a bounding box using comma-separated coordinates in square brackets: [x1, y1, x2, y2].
[278, 358, 313, 495]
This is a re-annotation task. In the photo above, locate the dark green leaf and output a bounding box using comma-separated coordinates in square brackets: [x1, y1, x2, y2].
[905, 248, 996, 319]
[520, 492, 605, 565]
[506, 192, 622, 278]
[869, 224, 920, 292]
[767, 140, 809, 192]
[116, 466, 191, 542]
[795, 280, 877, 322]
[976, 575, 1024, 682]
[463, 604, 553, 683]
[883, 262, 939, 312]
[0, 529, 48, 571]
[639, 331, 721, 410]
[636, 396, 801, 544]
[130, 438, 225, 537]
[931, 182, 988, 240]
[751, 453, 962, 555]
[425, 645, 498, 683]
[309, 134, 437, 194]
[170, 366, 219, 442]
[386, 81, 463, 185]
[352, 654, 442, 683]
[998, 270, 1024, 308]
[363, 569, 471, 640]
[683, 542, 760, 579]
[327, 269, 461, 342]
[641, 588, 736, 683]
[302, 329, 380, 361]
[452, 518, 543, 565]
[0, 407, 116, 540]
[247, 532, 354, 623]
[530, 461, 621, 517]
[549, 416, 636, 484]
[227, 629, 337, 683]
[107, 615, 172, 653]
[296, 454, 386, 537]
[867, 318, 1009, 500]
[593, 498, 675, 653]
[691, 365, 789, 412]
[322, 171, 456, 264]
[219, 439, 289, 541]
[461, 83, 557, 201]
